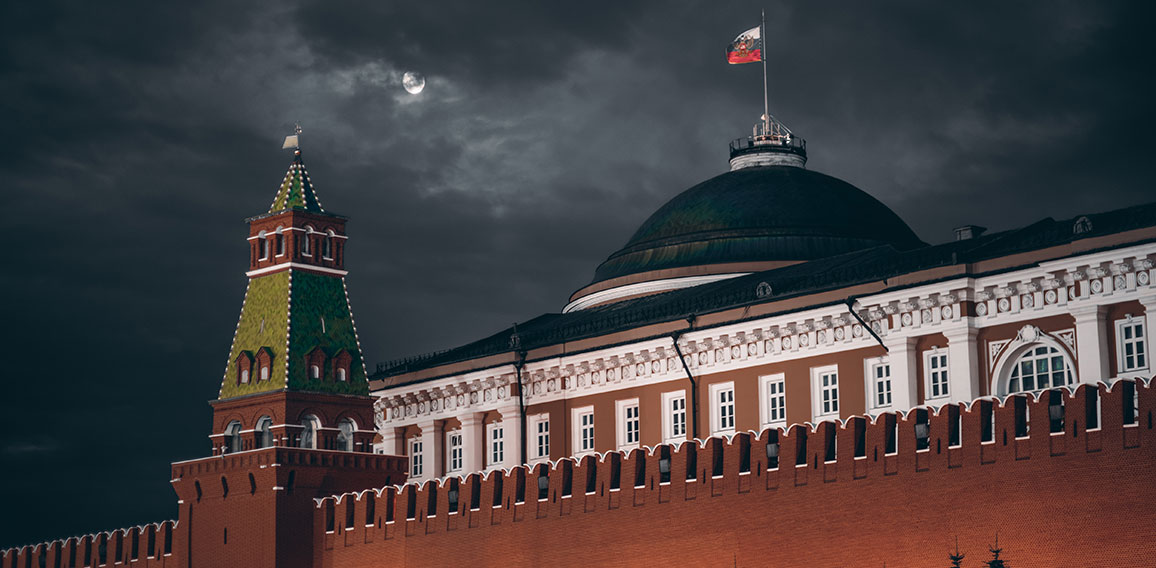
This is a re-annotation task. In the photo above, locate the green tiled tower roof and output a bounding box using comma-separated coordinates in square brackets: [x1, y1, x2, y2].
[268, 151, 325, 213]
[219, 270, 369, 400]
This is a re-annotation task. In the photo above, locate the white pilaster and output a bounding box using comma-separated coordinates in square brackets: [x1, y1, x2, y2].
[496, 402, 523, 470]
[1072, 304, 1110, 383]
[883, 336, 918, 410]
[1139, 294, 1156, 377]
[943, 325, 981, 403]
[459, 412, 485, 474]
[374, 426, 401, 456]
[417, 418, 442, 482]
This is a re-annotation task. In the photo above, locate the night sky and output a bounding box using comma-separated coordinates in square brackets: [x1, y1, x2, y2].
[2, 1, 1154, 547]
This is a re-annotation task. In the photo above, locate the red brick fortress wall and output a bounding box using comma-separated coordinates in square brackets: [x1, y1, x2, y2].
[2, 521, 179, 568]
[314, 379, 1156, 568]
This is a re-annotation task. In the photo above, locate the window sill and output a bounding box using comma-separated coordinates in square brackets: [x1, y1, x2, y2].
[1124, 423, 1140, 428]
[609, 487, 621, 492]
[385, 520, 395, 525]
[795, 463, 807, 468]
[980, 440, 995, 445]
[884, 452, 897, 457]
[916, 448, 930, 454]
[561, 494, 571, 499]
[739, 470, 751, 476]
[948, 444, 962, 449]
[1014, 436, 1030, 441]
[634, 484, 646, 489]
[659, 481, 671, 486]
[1049, 431, 1065, 437]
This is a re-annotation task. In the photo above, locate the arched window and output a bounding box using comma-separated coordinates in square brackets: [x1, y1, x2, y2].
[1008, 345, 1075, 395]
[333, 349, 352, 383]
[224, 421, 243, 454]
[275, 226, 286, 256]
[311, 365, 321, 379]
[257, 230, 269, 260]
[255, 416, 273, 449]
[336, 419, 355, 452]
[235, 352, 252, 385]
[302, 226, 314, 256]
[255, 347, 273, 382]
[299, 416, 319, 449]
[322, 230, 334, 259]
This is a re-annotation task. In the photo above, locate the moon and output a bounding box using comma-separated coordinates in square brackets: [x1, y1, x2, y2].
[402, 71, 425, 95]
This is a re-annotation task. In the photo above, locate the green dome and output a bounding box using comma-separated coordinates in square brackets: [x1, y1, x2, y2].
[588, 166, 924, 286]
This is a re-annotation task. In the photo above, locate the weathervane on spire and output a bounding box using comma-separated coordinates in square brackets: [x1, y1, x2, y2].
[282, 123, 302, 153]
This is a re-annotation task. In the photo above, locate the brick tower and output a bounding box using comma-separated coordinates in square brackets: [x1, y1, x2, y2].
[169, 146, 406, 568]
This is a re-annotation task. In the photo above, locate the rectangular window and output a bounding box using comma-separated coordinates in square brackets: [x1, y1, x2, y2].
[662, 390, 686, 443]
[760, 374, 786, 427]
[409, 438, 423, 478]
[446, 432, 463, 473]
[872, 363, 892, 408]
[1117, 318, 1148, 373]
[711, 382, 736, 434]
[812, 366, 840, 418]
[617, 399, 640, 450]
[529, 414, 550, 461]
[925, 351, 949, 399]
[488, 424, 505, 466]
[574, 407, 595, 454]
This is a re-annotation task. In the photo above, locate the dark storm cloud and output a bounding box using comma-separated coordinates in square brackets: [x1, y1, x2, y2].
[2, 0, 1154, 547]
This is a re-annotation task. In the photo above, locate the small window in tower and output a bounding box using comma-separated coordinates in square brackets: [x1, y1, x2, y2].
[337, 368, 347, 382]
[302, 226, 314, 256]
[311, 365, 320, 379]
[240, 369, 249, 384]
[257, 230, 269, 260]
[275, 226, 286, 257]
[323, 230, 335, 259]
[255, 416, 273, 449]
[260, 366, 269, 381]
[337, 419, 355, 452]
[224, 421, 242, 454]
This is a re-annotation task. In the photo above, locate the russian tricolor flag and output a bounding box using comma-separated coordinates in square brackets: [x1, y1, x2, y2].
[726, 25, 762, 64]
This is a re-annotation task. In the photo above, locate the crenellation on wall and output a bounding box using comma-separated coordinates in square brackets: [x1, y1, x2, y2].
[1, 520, 178, 568]
[309, 378, 1152, 567]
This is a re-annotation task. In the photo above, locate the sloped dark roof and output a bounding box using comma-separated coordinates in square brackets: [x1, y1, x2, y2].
[589, 166, 925, 285]
[373, 201, 1156, 382]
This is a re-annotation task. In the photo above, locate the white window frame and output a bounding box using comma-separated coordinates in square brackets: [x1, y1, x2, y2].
[572, 406, 595, 456]
[924, 349, 949, 401]
[811, 365, 840, 420]
[528, 414, 550, 463]
[661, 390, 687, 444]
[1116, 316, 1148, 374]
[409, 438, 423, 478]
[486, 422, 504, 468]
[240, 368, 250, 384]
[260, 366, 269, 381]
[709, 382, 736, 435]
[864, 358, 892, 413]
[446, 430, 463, 473]
[616, 398, 640, 451]
[759, 373, 787, 429]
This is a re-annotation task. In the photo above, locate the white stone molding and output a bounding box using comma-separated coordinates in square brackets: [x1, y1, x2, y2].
[989, 325, 1079, 397]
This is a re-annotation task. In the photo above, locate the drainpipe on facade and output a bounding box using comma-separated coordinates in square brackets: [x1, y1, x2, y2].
[671, 315, 700, 439]
[845, 297, 889, 353]
[514, 348, 528, 466]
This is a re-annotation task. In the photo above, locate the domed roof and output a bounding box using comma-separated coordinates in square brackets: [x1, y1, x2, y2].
[570, 165, 923, 308]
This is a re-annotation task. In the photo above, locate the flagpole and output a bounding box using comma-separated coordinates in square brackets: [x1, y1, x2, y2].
[761, 10, 769, 133]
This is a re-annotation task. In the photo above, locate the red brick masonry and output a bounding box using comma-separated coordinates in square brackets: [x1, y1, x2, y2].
[5, 380, 1154, 567]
